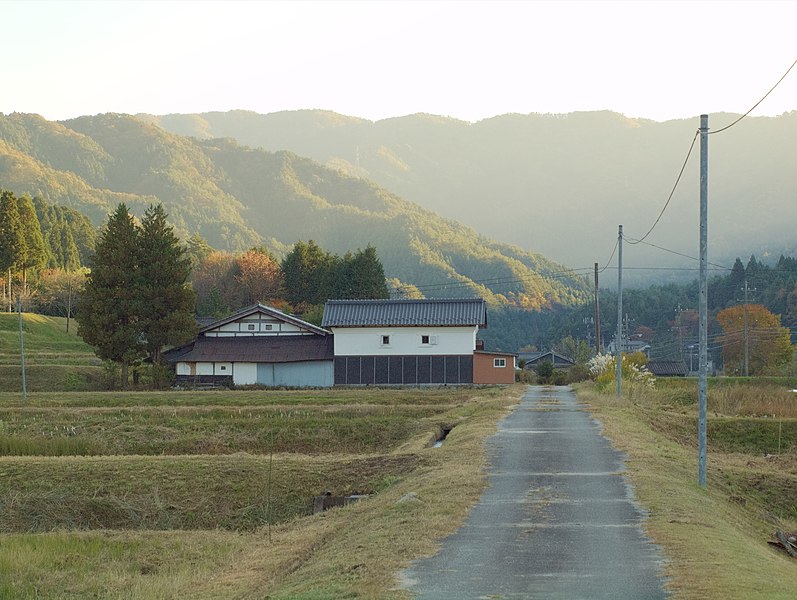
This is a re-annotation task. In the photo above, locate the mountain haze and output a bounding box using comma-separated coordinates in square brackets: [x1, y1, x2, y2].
[0, 112, 590, 348]
[141, 109, 797, 273]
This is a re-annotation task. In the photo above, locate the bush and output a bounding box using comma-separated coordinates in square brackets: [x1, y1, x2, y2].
[516, 369, 537, 384]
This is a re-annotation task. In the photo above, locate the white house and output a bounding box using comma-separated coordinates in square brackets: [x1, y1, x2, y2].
[164, 304, 333, 387]
[322, 298, 499, 385]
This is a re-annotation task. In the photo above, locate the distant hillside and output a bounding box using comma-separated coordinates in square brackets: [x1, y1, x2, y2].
[140, 109, 797, 272]
[0, 112, 591, 350]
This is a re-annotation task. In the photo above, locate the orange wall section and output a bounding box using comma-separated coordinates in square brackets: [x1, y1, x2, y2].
[473, 352, 515, 384]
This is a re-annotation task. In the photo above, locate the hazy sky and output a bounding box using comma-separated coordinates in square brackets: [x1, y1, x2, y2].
[3, 0, 796, 122]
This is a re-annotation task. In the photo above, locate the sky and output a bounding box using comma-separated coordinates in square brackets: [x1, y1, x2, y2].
[2, 0, 797, 123]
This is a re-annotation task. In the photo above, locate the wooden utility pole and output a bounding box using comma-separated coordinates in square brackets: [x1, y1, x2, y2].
[594, 263, 601, 354]
[743, 280, 751, 377]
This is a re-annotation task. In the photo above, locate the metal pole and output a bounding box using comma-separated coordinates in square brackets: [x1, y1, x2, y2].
[594, 263, 601, 354]
[18, 297, 27, 401]
[616, 225, 623, 399]
[698, 114, 709, 487]
[743, 280, 749, 377]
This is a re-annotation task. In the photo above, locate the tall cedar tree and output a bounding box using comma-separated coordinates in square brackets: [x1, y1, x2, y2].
[138, 204, 197, 367]
[0, 191, 25, 277]
[281, 240, 337, 305]
[77, 204, 145, 387]
[16, 193, 47, 290]
[336, 245, 389, 299]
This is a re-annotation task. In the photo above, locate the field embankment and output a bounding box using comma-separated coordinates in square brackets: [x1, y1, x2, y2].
[578, 380, 797, 600]
[0, 385, 520, 598]
[0, 312, 103, 392]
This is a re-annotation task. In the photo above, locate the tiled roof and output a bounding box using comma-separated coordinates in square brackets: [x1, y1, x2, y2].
[322, 298, 487, 327]
[646, 359, 688, 377]
[164, 335, 334, 364]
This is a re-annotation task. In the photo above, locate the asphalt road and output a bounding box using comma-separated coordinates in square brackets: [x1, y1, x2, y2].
[401, 385, 668, 599]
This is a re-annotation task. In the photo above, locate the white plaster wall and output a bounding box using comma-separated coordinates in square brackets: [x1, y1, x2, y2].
[233, 363, 257, 385]
[196, 362, 214, 375]
[331, 326, 477, 356]
[207, 320, 306, 337]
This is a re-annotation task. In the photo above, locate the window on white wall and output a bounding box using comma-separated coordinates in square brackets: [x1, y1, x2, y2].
[265, 324, 273, 331]
[247, 324, 256, 331]
[381, 335, 391, 346]
[421, 335, 430, 345]
[494, 358, 507, 368]
[220, 365, 227, 371]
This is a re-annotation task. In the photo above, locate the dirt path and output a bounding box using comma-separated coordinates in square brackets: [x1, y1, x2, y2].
[401, 385, 668, 599]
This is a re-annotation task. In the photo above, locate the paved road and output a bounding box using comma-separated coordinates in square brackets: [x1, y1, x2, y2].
[401, 386, 668, 599]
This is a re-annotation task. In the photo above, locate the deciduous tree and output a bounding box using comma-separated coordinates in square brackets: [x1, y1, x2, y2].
[717, 304, 793, 375]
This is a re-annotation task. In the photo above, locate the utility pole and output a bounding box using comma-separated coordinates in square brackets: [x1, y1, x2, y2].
[17, 296, 27, 401]
[698, 114, 709, 487]
[594, 262, 601, 354]
[742, 280, 752, 377]
[616, 225, 623, 399]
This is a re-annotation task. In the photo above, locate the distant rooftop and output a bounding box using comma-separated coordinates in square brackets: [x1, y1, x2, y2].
[322, 298, 487, 328]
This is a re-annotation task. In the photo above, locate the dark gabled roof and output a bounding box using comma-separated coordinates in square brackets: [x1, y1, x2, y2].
[646, 359, 688, 377]
[163, 335, 334, 364]
[322, 298, 487, 328]
[518, 350, 575, 365]
[200, 303, 329, 336]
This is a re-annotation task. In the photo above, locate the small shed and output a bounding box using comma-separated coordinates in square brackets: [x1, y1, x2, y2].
[473, 350, 517, 384]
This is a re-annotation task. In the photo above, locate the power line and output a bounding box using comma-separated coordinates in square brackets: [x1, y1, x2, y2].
[709, 58, 797, 136]
[627, 129, 699, 244]
[625, 238, 732, 270]
[598, 238, 619, 274]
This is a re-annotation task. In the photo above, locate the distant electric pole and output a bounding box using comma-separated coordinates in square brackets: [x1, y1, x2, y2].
[594, 262, 601, 354]
[742, 280, 754, 377]
[698, 114, 709, 487]
[616, 225, 623, 399]
[17, 297, 27, 401]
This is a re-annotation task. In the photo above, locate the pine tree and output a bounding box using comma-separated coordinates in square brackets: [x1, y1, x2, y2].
[0, 190, 25, 307]
[138, 204, 196, 371]
[77, 203, 145, 387]
[281, 240, 337, 305]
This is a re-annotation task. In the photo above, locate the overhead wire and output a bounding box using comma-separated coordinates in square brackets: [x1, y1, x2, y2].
[709, 58, 797, 136]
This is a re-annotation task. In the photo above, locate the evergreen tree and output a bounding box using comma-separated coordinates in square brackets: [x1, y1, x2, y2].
[0, 190, 24, 276]
[335, 245, 389, 299]
[77, 204, 145, 387]
[16, 194, 47, 290]
[281, 240, 337, 305]
[138, 204, 197, 369]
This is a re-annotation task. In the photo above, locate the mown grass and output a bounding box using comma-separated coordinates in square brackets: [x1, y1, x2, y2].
[0, 312, 103, 392]
[0, 405, 448, 456]
[578, 381, 797, 599]
[0, 385, 522, 599]
[0, 453, 423, 532]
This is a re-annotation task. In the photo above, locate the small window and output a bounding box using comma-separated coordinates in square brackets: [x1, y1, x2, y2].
[247, 324, 256, 331]
[381, 335, 391, 346]
[220, 365, 227, 371]
[494, 358, 507, 368]
[421, 335, 430, 345]
[264, 324, 273, 331]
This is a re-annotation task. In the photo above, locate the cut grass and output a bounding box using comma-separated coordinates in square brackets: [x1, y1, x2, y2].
[0, 404, 449, 456]
[577, 382, 797, 600]
[0, 385, 522, 598]
[0, 453, 424, 532]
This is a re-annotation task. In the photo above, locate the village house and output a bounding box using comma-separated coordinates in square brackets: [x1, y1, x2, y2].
[322, 298, 515, 385]
[163, 303, 334, 387]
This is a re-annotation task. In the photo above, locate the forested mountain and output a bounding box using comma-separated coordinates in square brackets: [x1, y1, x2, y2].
[0, 112, 590, 350]
[140, 109, 797, 274]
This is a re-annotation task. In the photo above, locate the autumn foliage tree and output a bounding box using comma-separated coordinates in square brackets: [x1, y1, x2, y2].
[717, 304, 793, 375]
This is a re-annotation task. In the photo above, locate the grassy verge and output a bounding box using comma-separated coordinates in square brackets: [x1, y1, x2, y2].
[577, 381, 797, 599]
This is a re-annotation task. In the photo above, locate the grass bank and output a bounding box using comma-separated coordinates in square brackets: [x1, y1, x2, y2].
[578, 380, 797, 599]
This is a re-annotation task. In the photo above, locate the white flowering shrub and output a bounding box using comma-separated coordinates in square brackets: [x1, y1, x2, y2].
[589, 352, 655, 389]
